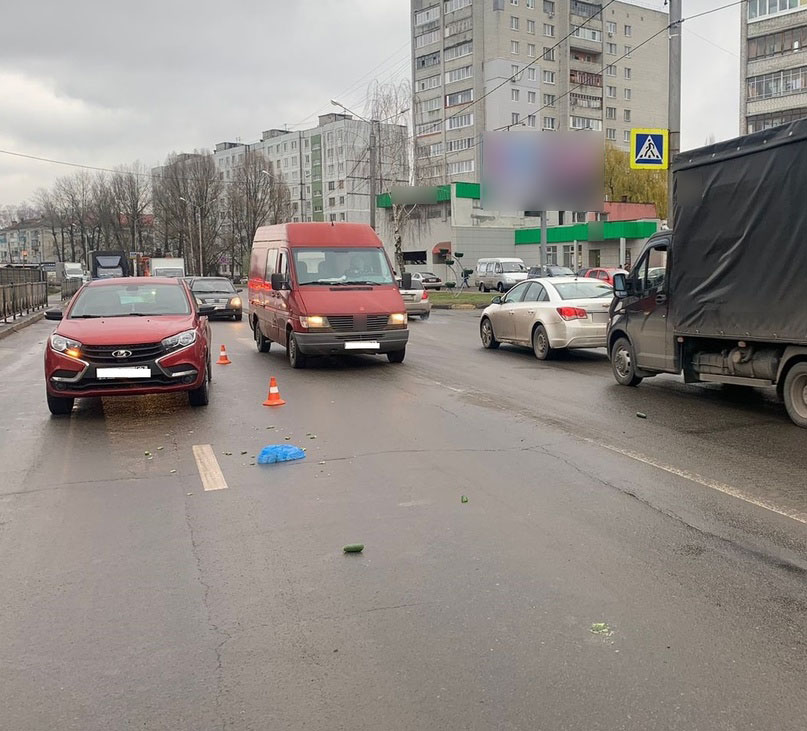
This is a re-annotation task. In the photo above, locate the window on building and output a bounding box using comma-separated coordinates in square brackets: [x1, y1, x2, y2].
[510, 0, 518, 5]
[510, 15, 520, 29]
[624, 87, 631, 100]
[623, 109, 631, 122]
[511, 88, 520, 101]
[606, 21, 616, 34]
[512, 112, 521, 125]
[544, 23, 555, 36]
[623, 129, 631, 142]
[624, 67, 631, 79]
[606, 42, 617, 54]
[328, 197, 336, 207]
[543, 0, 554, 12]
[511, 40, 520, 53]
[512, 63, 521, 77]
[572, 26, 602, 42]
[570, 116, 602, 130]
[526, 0, 535, 7]
[528, 43, 535, 56]
[418, 74, 441, 91]
[624, 24, 632, 36]
[339, 196, 345, 205]
[747, 25, 807, 60]
[527, 114, 537, 127]
[606, 85, 616, 97]
[445, 65, 473, 84]
[445, 41, 473, 60]
[605, 64, 616, 76]
[291, 140, 297, 150]
[447, 136, 475, 152]
[606, 106, 616, 119]
[543, 116, 556, 130]
[527, 90, 536, 103]
[415, 5, 440, 25]
[328, 181, 335, 191]
[747, 106, 807, 132]
[446, 88, 473, 106]
[416, 51, 441, 68]
[447, 159, 475, 175]
[746, 66, 807, 101]
[444, 0, 472, 11]
[416, 120, 442, 136]
[415, 29, 441, 48]
[447, 113, 474, 129]
[527, 67, 537, 80]
[543, 93, 556, 106]
[543, 69, 556, 83]
[527, 19, 535, 33]
[421, 95, 442, 112]
[606, 128, 616, 141]
[624, 45, 632, 57]
[543, 46, 556, 61]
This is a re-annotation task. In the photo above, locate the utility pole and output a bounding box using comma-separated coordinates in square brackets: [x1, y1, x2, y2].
[540, 210, 548, 271]
[667, 0, 682, 226]
[197, 206, 203, 276]
[369, 119, 379, 231]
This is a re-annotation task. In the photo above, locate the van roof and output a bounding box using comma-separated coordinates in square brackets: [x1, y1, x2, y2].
[478, 257, 524, 262]
[254, 222, 382, 248]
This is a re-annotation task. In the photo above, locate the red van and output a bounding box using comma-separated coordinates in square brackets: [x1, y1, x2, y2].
[248, 223, 409, 368]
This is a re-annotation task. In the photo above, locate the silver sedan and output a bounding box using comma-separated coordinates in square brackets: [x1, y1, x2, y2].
[479, 277, 613, 359]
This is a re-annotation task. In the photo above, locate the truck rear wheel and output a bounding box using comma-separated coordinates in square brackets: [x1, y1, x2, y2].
[611, 337, 643, 387]
[783, 362, 807, 428]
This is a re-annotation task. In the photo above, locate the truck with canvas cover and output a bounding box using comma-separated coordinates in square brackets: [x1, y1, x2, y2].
[607, 119, 807, 427]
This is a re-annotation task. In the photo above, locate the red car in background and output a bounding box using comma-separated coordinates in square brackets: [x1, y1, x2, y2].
[44, 278, 215, 415]
[579, 267, 628, 286]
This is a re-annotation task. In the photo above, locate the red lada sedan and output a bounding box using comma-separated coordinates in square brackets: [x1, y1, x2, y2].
[44, 278, 214, 415]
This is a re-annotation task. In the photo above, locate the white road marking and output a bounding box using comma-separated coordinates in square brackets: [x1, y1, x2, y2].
[431, 380, 465, 393]
[586, 439, 807, 525]
[192, 444, 229, 492]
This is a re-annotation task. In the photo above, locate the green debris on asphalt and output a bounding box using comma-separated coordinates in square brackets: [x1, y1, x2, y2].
[636, 412, 647, 419]
[144, 451, 151, 457]
[343, 544, 364, 554]
[240, 450, 248, 455]
[157, 446, 164, 451]
[590, 622, 613, 636]
[461, 495, 469, 503]
[223, 451, 232, 456]
[170, 469, 177, 474]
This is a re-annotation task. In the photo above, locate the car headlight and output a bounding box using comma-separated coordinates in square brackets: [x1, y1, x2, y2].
[299, 315, 329, 329]
[388, 312, 408, 326]
[229, 296, 242, 308]
[161, 329, 197, 350]
[50, 334, 82, 358]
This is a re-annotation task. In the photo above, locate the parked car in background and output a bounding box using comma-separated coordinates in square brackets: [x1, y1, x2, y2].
[187, 277, 243, 320]
[411, 271, 443, 290]
[43, 278, 215, 415]
[582, 267, 628, 286]
[397, 278, 431, 320]
[527, 265, 576, 278]
[479, 277, 613, 360]
[475, 258, 528, 292]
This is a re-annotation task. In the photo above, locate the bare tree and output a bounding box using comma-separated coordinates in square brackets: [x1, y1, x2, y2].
[113, 162, 151, 253]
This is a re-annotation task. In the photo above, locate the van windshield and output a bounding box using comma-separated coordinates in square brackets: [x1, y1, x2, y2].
[502, 262, 527, 273]
[293, 247, 394, 286]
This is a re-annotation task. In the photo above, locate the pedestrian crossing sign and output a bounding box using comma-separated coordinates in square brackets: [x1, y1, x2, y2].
[630, 128, 669, 170]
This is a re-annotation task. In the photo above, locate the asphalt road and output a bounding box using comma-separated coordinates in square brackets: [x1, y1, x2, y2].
[1, 311, 806, 731]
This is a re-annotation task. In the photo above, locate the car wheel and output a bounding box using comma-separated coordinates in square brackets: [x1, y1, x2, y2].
[420, 311, 431, 320]
[188, 366, 210, 407]
[387, 348, 406, 363]
[47, 391, 74, 416]
[288, 332, 307, 369]
[532, 324, 552, 360]
[435, 287, 441, 291]
[783, 362, 807, 428]
[234, 312, 243, 321]
[255, 322, 271, 353]
[480, 317, 499, 350]
[497, 282, 505, 293]
[611, 336, 643, 386]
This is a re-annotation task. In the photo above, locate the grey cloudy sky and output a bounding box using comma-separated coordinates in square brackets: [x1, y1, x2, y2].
[0, 0, 740, 204]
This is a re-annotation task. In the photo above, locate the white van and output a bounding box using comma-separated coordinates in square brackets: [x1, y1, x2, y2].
[474, 258, 528, 292]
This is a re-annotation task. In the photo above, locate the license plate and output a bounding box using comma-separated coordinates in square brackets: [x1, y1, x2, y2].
[591, 312, 609, 323]
[214, 305, 225, 309]
[97, 366, 152, 379]
[344, 341, 380, 350]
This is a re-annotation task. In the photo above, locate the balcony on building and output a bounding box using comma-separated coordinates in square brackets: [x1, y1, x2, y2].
[570, 68, 603, 89]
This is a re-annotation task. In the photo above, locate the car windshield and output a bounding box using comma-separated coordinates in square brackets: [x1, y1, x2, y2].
[154, 268, 185, 278]
[191, 279, 236, 293]
[501, 262, 527, 273]
[421, 272, 436, 277]
[69, 283, 191, 317]
[294, 247, 394, 285]
[550, 267, 575, 276]
[553, 281, 614, 299]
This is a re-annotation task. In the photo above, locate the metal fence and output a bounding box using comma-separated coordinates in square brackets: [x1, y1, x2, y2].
[61, 278, 82, 301]
[1, 282, 49, 323]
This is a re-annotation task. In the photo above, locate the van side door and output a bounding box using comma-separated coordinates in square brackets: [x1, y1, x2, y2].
[259, 247, 278, 339]
[271, 248, 291, 343]
[624, 238, 673, 372]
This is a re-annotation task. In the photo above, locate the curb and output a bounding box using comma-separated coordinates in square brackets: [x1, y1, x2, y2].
[431, 303, 487, 310]
[0, 312, 46, 341]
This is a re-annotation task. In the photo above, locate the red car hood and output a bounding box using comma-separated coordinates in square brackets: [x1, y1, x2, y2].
[57, 315, 195, 345]
[298, 287, 405, 316]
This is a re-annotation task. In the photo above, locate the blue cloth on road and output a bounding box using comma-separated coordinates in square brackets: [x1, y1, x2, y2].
[257, 445, 306, 464]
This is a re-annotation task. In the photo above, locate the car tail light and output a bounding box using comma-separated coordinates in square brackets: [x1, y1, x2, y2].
[421, 290, 429, 300]
[557, 306, 587, 320]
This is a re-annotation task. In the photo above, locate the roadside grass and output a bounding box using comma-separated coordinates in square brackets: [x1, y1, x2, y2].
[429, 291, 496, 307]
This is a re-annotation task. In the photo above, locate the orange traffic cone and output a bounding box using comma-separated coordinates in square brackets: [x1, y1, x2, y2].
[262, 377, 286, 407]
[216, 345, 232, 365]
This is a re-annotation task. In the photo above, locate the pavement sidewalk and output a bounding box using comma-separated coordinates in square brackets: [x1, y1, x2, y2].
[0, 294, 60, 341]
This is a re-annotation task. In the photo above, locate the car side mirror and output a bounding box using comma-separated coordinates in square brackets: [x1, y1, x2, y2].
[45, 309, 63, 321]
[236, 288, 243, 293]
[271, 273, 289, 291]
[612, 273, 628, 298]
[492, 296, 503, 305]
[198, 304, 216, 316]
[400, 272, 413, 289]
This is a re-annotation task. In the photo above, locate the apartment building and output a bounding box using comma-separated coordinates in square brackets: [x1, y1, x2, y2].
[0, 219, 57, 264]
[213, 114, 408, 224]
[411, 0, 668, 182]
[740, 0, 807, 134]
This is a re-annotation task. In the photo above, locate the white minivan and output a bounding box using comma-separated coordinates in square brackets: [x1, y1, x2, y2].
[475, 258, 528, 292]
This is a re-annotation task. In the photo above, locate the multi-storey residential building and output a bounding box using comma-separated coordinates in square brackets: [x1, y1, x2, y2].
[213, 114, 408, 225]
[0, 219, 57, 264]
[411, 0, 668, 182]
[740, 0, 807, 134]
